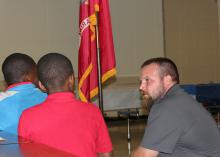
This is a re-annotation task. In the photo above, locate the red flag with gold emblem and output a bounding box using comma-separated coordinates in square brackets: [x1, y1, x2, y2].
[78, 0, 116, 102]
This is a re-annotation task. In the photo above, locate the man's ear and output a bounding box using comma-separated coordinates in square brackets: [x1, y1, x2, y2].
[163, 75, 173, 86]
[38, 81, 47, 92]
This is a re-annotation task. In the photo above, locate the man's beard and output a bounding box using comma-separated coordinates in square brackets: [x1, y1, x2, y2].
[140, 87, 165, 112]
[140, 93, 154, 113]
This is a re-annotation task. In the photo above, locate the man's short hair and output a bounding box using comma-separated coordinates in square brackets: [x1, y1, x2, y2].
[37, 53, 74, 90]
[141, 57, 179, 84]
[2, 53, 36, 85]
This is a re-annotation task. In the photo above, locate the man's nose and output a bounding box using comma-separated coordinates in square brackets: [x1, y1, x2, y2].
[139, 81, 145, 91]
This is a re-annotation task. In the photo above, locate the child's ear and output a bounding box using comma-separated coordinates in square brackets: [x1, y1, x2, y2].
[68, 74, 75, 91]
[38, 81, 47, 92]
[23, 72, 33, 82]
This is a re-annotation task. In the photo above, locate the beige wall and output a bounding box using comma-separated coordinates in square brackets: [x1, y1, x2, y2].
[1, 0, 220, 88]
[0, 0, 78, 81]
[110, 0, 164, 77]
[164, 0, 220, 84]
[0, 0, 164, 88]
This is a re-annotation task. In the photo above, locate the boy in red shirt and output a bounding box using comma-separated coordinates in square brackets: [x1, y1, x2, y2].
[19, 53, 112, 157]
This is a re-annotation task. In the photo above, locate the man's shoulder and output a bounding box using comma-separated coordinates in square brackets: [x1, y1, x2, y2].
[164, 86, 197, 106]
[152, 88, 196, 114]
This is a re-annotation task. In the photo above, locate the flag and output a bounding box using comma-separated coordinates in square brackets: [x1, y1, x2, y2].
[78, 0, 116, 102]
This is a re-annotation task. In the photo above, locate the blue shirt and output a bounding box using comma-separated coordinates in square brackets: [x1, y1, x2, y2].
[0, 82, 47, 134]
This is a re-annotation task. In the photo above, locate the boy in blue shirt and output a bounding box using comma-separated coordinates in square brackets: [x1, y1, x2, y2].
[0, 53, 47, 134]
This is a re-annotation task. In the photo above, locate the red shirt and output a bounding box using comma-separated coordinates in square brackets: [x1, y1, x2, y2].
[18, 92, 112, 157]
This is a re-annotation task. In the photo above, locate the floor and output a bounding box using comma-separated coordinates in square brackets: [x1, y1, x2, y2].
[107, 117, 146, 157]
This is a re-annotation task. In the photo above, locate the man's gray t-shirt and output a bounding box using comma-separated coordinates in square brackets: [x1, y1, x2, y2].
[141, 85, 220, 157]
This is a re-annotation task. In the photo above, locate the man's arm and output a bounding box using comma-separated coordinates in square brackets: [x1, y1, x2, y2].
[97, 152, 112, 157]
[131, 146, 159, 157]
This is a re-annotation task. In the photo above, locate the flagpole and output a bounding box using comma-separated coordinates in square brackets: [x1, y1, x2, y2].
[95, 11, 104, 114]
